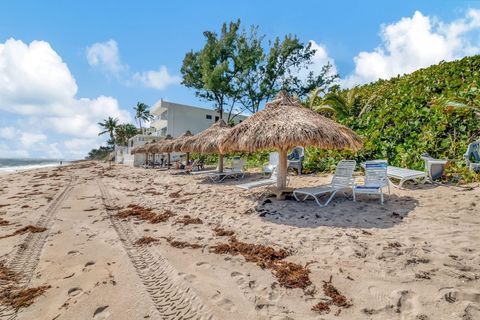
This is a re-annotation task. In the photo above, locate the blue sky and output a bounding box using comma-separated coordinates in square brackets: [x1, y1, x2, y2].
[1, 1, 480, 159]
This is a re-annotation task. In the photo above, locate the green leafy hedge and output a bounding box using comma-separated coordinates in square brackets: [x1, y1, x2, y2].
[305, 55, 480, 177]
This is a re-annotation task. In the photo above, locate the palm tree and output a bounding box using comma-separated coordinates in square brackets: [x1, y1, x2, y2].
[309, 88, 358, 119]
[434, 97, 480, 117]
[115, 124, 139, 146]
[134, 102, 154, 132]
[98, 117, 119, 145]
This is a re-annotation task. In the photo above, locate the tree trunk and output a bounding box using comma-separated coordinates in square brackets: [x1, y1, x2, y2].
[167, 153, 171, 167]
[218, 154, 224, 173]
[186, 152, 190, 164]
[277, 149, 288, 190]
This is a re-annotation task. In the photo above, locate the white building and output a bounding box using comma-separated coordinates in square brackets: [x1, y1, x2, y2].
[116, 99, 247, 166]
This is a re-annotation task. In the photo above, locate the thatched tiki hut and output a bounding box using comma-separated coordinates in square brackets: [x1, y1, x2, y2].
[220, 91, 362, 190]
[180, 120, 230, 173]
[170, 130, 193, 163]
[150, 134, 173, 166]
[131, 144, 149, 165]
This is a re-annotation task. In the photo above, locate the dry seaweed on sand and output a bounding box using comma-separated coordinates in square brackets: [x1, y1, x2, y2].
[163, 237, 202, 249]
[212, 226, 234, 237]
[174, 215, 203, 225]
[135, 236, 159, 246]
[0, 218, 10, 226]
[0, 225, 47, 239]
[311, 301, 330, 314]
[0, 263, 18, 282]
[323, 276, 352, 308]
[116, 204, 175, 224]
[0, 285, 51, 310]
[210, 237, 311, 289]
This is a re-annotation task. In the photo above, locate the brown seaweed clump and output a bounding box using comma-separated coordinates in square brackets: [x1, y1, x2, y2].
[134, 236, 159, 246]
[116, 205, 175, 224]
[322, 277, 351, 308]
[210, 237, 311, 289]
[174, 215, 203, 225]
[0, 225, 47, 239]
[311, 301, 330, 314]
[0, 218, 10, 226]
[0, 285, 51, 310]
[212, 226, 234, 237]
[164, 237, 202, 249]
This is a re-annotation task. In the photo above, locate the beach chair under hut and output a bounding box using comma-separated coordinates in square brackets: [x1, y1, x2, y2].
[220, 91, 362, 197]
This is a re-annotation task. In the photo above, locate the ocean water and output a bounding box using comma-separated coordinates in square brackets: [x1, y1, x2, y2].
[0, 158, 64, 173]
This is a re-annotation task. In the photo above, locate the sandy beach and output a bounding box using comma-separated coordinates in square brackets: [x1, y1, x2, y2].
[0, 161, 479, 319]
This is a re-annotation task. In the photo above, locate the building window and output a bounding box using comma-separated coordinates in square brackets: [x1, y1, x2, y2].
[215, 116, 220, 122]
[206, 114, 212, 120]
[239, 120, 242, 123]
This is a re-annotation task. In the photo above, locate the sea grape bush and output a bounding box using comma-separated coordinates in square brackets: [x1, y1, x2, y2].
[304, 55, 480, 180]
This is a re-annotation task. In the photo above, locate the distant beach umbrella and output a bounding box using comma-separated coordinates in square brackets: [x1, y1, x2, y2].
[180, 120, 230, 172]
[220, 91, 362, 190]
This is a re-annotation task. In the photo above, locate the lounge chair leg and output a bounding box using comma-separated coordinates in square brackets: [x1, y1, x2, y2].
[380, 193, 384, 205]
[353, 191, 356, 202]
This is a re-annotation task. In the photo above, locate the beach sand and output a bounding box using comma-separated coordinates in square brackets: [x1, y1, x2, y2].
[0, 161, 479, 319]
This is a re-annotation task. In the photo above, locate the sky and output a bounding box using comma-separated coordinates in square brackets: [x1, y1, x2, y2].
[1, 0, 480, 159]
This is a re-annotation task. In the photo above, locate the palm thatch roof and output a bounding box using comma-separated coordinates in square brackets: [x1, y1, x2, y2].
[170, 130, 193, 152]
[148, 135, 173, 153]
[131, 143, 149, 154]
[220, 91, 362, 153]
[180, 120, 230, 153]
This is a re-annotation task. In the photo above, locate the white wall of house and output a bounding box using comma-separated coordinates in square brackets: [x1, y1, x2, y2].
[117, 99, 248, 167]
[150, 100, 247, 138]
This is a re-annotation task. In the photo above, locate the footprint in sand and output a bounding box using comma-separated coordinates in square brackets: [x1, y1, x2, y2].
[67, 250, 81, 256]
[93, 305, 109, 319]
[392, 290, 420, 317]
[440, 288, 480, 304]
[211, 291, 236, 312]
[82, 261, 95, 271]
[195, 261, 211, 268]
[68, 287, 82, 297]
[463, 304, 480, 320]
[230, 271, 246, 286]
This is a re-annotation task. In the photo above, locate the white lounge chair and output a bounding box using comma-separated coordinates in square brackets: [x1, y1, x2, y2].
[263, 152, 279, 175]
[293, 160, 356, 207]
[387, 166, 428, 188]
[207, 159, 245, 183]
[238, 167, 278, 190]
[353, 161, 390, 204]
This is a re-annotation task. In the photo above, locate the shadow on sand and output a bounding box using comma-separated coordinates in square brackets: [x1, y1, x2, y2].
[256, 193, 419, 229]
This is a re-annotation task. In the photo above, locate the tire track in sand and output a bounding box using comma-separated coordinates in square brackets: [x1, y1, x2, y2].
[0, 177, 76, 320]
[97, 179, 215, 320]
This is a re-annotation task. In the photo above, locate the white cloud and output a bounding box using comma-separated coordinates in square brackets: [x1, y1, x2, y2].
[0, 39, 77, 114]
[86, 40, 180, 90]
[0, 38, 132, 159]
[86, 40, 126, 76]
[131, 66, 181, 90]
[0, 127, 16, 140]
[20, 132, 47, 147]
[307, 40, 338, 77]
[344, 9, 480, 87]
[0, 143, 29, 158]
